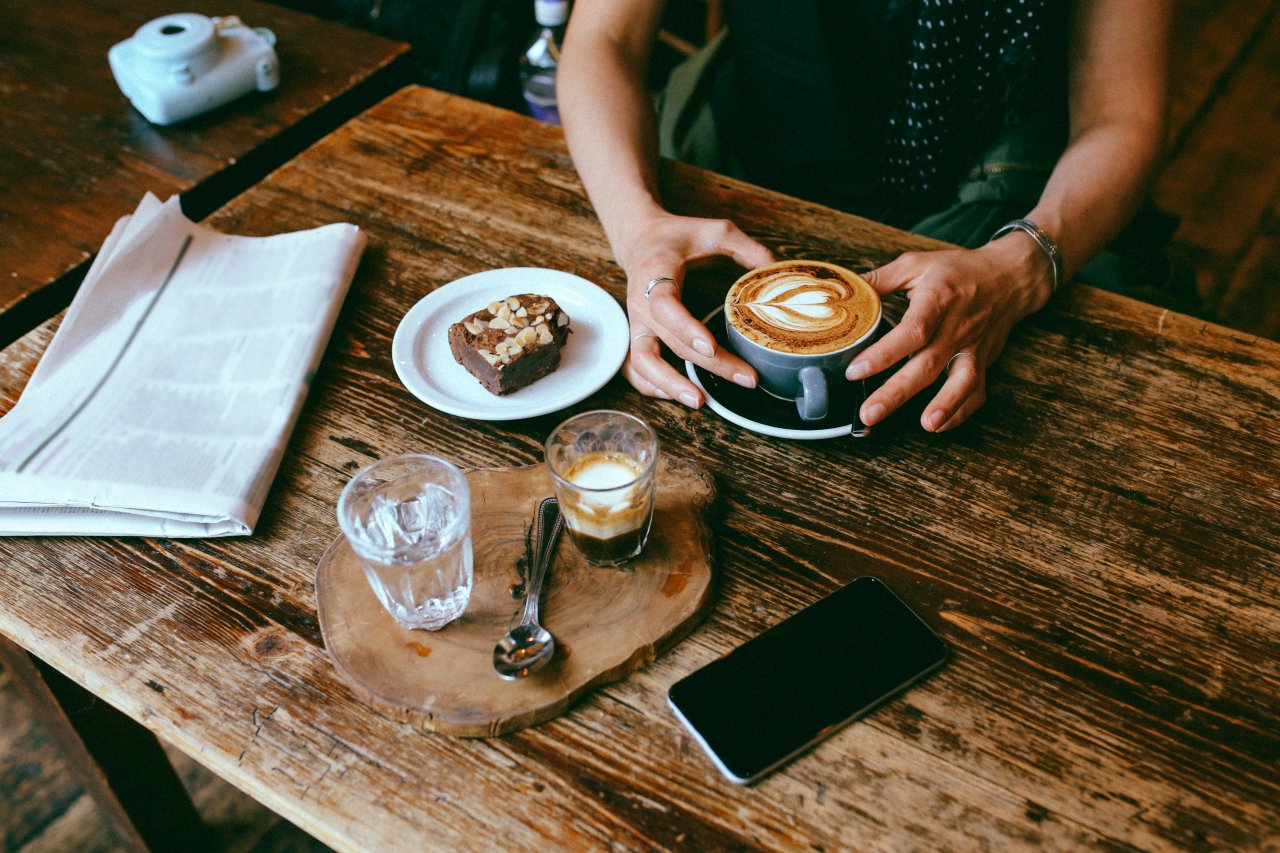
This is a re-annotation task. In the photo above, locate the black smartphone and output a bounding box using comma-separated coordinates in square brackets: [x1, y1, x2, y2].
[667, 576, 948, 784]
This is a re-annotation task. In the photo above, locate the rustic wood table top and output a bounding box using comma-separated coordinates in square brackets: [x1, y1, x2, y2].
[1, 85, 1277, 851]
[0, 0, 408, 333]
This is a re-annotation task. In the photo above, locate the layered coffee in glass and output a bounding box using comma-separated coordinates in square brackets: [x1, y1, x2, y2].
[545, 410, 659, 566]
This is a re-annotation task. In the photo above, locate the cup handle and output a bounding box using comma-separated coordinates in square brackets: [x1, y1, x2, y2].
[797, 366, 828, 422]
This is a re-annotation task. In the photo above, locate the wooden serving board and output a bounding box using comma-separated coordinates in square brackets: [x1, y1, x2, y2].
[315, 457, 717, 736]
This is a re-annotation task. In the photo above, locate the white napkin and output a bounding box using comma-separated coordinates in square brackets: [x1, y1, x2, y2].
[0, 194, 365, 536]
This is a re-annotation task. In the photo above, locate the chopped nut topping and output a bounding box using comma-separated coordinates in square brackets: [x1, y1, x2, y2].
[453, 294, 569, 392]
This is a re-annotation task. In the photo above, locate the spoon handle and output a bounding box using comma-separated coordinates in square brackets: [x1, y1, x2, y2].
[522, 499, 563, 626]
[850, 378, 870, 438]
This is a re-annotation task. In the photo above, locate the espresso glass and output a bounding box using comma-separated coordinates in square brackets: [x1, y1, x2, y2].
[337, 454, 474, 631]
[545, 410, 659, 566]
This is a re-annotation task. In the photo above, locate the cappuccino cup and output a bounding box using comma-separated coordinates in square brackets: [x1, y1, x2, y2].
[725, 260, 881, 421]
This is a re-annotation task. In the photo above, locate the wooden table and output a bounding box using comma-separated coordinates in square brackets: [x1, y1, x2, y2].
[1, 85, 1277, 851]
[0, 0, 409, 341]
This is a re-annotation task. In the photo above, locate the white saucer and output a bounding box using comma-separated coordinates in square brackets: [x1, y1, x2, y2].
[685, 306, 889, 441]
[392, 268, 628, 420]
[687, 371, 855, 440]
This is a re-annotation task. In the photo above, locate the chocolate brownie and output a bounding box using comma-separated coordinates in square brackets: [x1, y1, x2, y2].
[447, 294, 571, 396]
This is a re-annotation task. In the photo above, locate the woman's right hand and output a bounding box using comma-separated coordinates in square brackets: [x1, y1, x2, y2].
[557, 0, 772, 405]
[616, 209, 774, 406]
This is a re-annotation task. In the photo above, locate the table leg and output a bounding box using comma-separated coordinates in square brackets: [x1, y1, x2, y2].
[0, 635, 207, 852]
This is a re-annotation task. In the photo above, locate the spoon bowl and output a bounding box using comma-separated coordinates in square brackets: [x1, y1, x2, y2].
[493, 623, 555, 679]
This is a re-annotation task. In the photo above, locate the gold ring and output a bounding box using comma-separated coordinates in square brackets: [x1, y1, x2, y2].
[644, 277, 677, 301]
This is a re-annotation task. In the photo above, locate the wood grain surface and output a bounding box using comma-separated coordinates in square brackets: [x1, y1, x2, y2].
[1157, 0, 1280, 338]
[318, 459, 716, 737]
[0, 0, 408, 337]
[0, 86, 1277, 851]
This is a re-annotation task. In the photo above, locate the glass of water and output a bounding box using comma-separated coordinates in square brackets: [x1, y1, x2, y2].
[337, 454, 473, 631]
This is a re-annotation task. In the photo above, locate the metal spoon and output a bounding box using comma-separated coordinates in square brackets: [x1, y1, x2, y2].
[493, 497, 563, 680]
[850, 378, 871, 438]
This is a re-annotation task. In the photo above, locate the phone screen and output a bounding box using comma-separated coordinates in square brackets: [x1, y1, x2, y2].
[667, 576, 948, 784]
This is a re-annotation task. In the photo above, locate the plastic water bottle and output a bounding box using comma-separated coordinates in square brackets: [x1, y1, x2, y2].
[521, 0, 568, 124]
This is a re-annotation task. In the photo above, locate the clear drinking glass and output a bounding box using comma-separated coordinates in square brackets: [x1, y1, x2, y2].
[545, 410, 659, 566]
[337, 454, 473, 631]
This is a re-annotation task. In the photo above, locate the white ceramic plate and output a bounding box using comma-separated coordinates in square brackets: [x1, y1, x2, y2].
[392, 268, 628, 420]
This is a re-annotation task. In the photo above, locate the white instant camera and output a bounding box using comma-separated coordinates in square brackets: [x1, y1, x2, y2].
[108, 13, 279, 125]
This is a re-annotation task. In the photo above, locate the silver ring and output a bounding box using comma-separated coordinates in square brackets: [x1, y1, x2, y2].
[631, 333, 658, 346]
[644, 277, 677, 301]
[946, 351, 974, 375]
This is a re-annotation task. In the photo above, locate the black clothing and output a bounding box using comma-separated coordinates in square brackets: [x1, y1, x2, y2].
[710, 0, 1069, 227]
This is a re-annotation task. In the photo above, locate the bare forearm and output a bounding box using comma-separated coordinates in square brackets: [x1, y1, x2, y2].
[558, 0, 775, 407]
[1024, 0, 1170, 281]
[559, 1, 667, 264]
[1028, 118, 1164, 281]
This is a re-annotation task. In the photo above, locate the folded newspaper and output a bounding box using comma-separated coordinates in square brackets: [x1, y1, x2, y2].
[0, 194, 366, 536]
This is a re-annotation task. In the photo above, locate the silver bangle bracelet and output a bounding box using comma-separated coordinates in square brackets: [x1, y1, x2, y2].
[990, 218, 1065, 295]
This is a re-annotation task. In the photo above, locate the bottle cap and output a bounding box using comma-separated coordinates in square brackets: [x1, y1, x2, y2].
[534, 0, 568, 27]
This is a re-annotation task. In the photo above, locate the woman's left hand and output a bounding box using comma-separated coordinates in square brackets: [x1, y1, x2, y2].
[846, 234, 1056, 432]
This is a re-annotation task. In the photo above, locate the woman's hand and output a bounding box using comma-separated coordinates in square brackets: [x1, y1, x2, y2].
[847, 233, 1055, 432]
[846, 0, 1171, 433]
[617, 209, 774, 406]
[558, 1, 773, 407]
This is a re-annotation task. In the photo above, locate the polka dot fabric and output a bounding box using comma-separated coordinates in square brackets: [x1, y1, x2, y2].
[879, 0, 1059, 202]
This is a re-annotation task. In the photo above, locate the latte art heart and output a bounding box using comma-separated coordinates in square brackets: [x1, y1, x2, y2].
[738, 274, 853, 333]
[725, 261, 880, 355]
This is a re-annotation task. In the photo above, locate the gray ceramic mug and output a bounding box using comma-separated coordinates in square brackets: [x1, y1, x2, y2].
[724, 261, 882, 422]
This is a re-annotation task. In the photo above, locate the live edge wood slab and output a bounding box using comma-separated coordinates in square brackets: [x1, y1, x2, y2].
[0, 86, 1277, 851]
[317, 459, 716, 736]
